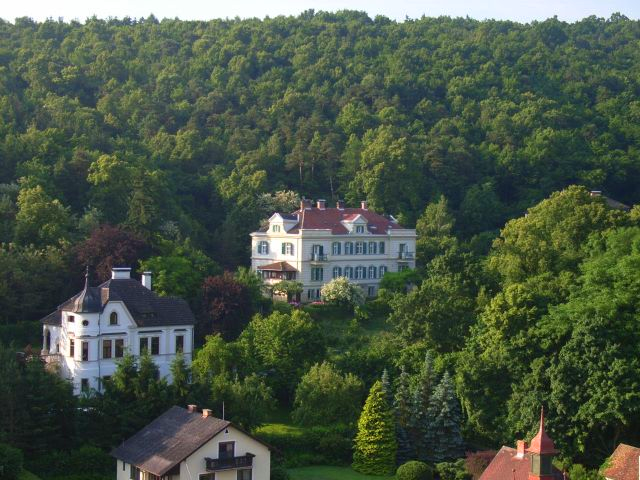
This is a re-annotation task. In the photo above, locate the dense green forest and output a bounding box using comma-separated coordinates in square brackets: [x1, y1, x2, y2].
[1, 11, 640, 480]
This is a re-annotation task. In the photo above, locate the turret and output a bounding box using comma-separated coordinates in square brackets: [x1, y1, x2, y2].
[527, 408, 558, 480]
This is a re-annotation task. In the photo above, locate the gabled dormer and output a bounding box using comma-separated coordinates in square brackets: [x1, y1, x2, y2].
[341, 214, 369, 234]
[268, 212, 298, 233]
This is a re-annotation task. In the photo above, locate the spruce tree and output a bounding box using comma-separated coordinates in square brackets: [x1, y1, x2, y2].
[352, 380, 397, 475]
[170, 350, 192, 405]
[408, 352, 435, 460]
[423, 372, 464, 462]
[381, 368, 393, 407]
[394, 366, 415, 464]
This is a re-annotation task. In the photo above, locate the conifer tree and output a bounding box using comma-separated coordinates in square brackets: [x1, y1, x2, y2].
[170, 350, 192, 405]
[394, 366, 415, 464]
[409, 352, 436, 460]
[423, 372, 464, 462]
[353, 380, 397, 475]
[381, 368, 393, 406]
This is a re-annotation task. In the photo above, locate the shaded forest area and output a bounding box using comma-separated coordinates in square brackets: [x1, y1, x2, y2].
[1, 12, 640, 323]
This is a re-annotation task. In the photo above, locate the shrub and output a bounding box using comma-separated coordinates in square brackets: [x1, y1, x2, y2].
[436, 459, 471, 480]
[396, 461, 433, 480]
[321, 277, 364, 307]
[270, 465, 291, 480]
[464, 451, 496, 479]
[0, 443, 23, 480]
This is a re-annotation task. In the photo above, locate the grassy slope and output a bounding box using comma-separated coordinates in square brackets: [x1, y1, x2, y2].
[18, 470, 42, 480]
[288, 466, 394, 480]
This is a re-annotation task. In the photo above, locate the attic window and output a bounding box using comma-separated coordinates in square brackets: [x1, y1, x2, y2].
[356, 225, 365, 233]
[82, 320, 89, 327]
[272, 225, 281, 232]
[110, 312, 118, 325]
[68, 315, 75, 323]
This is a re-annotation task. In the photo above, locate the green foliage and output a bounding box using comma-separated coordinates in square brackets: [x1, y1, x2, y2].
[395, 461, 433, 480]
[292, 361, 364, 426]
[352, 381, 397, 475]
[416, 196, 457, 264]
[14, 186, 72, 247]
[321, 277, 365, 308]
[0, 443, 23, 480]
[273, 280, 303, 302]
[378, 269, 421, 295]
[434, 460, 470, 480]
[423, 373, 465, 462]
[191, 334, 238, 383]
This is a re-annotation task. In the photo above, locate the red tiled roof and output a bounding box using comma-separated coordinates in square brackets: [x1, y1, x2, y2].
[603, 444, 640, 480]
[528, 409, 558, 455]
[256, 261, 297, 272]
[286, 207, 404, 235]
[478, 446, 564, 480]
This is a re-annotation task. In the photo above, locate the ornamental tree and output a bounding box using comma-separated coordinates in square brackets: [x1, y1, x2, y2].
[353, 380, 398, 475]
[321, 276, 364, 308]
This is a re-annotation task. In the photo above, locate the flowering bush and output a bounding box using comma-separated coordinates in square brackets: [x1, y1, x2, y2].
[321, 277, 365, 307]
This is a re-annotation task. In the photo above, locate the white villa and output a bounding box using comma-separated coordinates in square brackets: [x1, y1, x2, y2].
[40, 267, 194, 395]
[250, 199, 417, 301]
[112, 405, 271, 480]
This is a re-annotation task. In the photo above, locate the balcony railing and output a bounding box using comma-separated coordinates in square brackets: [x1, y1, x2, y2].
[398, 251, 414, 260]
[310, 253, 328, 262]
[205, 454, 254, 471]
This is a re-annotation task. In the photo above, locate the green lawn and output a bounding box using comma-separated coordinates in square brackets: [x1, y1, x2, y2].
[288, 466, 394, 480]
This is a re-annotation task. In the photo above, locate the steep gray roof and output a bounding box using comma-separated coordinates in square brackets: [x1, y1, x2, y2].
[111, 406, 231, 477]
[41, 278, 194, 328]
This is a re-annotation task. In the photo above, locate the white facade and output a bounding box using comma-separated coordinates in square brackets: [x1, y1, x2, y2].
[42, 269, 194, 395]
[250, 200, 417, 301]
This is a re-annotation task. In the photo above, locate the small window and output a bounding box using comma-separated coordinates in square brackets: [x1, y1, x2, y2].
[219, 441, 235, 459]
[272, 224, 281, 232]
[237, 469, 252, 480]
[115, 339, 124, 358]
[81, 341, 89, 361]
[68, 315, 75, 323]
[81, 378, 89, 392]
[151, 336, 160, 355]
[176, 335, 184, 353]
[82, 320, 89, 327]
[257, 241, 269, 255]
[332, 266, 342, 278]
[332, 242, 341, 255]
[355, 225, 365, 233]
[69, 339, 75, 357]
[103, 339, 112, 359]
[110, 312, 118, 325]
[368, 241, 377, 254]
[140, 337, 149, 354]
[379, 241, 385, 254]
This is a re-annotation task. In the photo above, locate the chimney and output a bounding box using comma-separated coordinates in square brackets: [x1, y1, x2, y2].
[336, 200, 345, 210]
[590, 190, 602, 197]
[516, 440, 527, 458]
[187, 404, 198, 413]
[300, 198, 312, 210]
[317, 199, 326, 210]
[141, 271, 152, 290]
[361, 200, 368, 210]
[202, 408, 213, 418]
[111, 267, 131, 280]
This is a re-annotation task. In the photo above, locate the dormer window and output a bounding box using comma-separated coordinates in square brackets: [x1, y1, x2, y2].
[258, 241, 269, 255]
[356, 225, 365, 234]
[272, 225, 281, 232]
[110, 312, 118, 325]
[68, 315, 75, 323]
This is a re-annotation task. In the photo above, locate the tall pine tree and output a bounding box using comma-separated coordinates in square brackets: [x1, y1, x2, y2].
[353, 380, 397, 475]
[409, 351, 436, 461]
[394, 366, 415, 464]
[424, 372, 465, 462]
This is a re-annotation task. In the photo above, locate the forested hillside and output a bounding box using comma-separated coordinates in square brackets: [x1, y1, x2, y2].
[1, 12, 640, 322]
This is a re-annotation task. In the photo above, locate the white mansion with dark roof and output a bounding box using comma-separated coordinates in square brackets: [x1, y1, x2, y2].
[41, 267, 194, 395]
[250, 199, 417, 301]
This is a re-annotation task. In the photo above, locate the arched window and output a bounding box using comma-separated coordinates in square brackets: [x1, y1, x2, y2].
[332, 266, 342, 278]
[332, 242, 341, 255]
[344, 266, 353, 279]
[258, 241, 269, 255]
[282, 242, 294, 255]
[110, 312, 118, 325]
[344, 242, 354, 255]
[379, 265, 388, 278]
[369, 266, 377, 279]
[368, 241, 377, 254]
[355, 266, 365, 279]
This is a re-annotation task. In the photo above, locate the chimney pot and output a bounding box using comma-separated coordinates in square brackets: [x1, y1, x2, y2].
[187, 404, 198, 413]
[361, 200, 368, 210]
[111, 267, 131, 280]
[141, 271, 152, 290]
[202, 408, 213, 418]
[317, 199, 326, 210]
[336, 200, 345, 210]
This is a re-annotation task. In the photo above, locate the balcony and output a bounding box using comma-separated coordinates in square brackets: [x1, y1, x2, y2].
[310, 253, 328, 263]
[205, 454, 255, 471]
[398, 251, 414, 261]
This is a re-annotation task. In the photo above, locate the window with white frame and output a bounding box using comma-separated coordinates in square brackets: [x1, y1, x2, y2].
[368, 265, 377, 279]
[344, 242, 354, 255]
[355, 266, 365, 279]
[332, 266, 342, 278]
[109, 311, 118, 325]
[272, 224, 281, 232]
[355, 242, 364, 254]
[379, 265, 388, 277]
[257, 241, 269, 255]
[355, 225, 365, 233]
[368, 241, 377, 254]
[311, 267, 324, 282]
[282, 242, 294, 255]
[344, 266, 353, 279]
[379, 241, 385, 254]
[332, 242, 341, 255]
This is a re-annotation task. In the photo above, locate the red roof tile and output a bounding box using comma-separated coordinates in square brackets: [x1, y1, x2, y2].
[256, 261, 297, 272]
[286, 207, 404, 235]
[528, 408, 558, 455]
[603, 444, 640, 480]
[478, 446, 563, 480]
